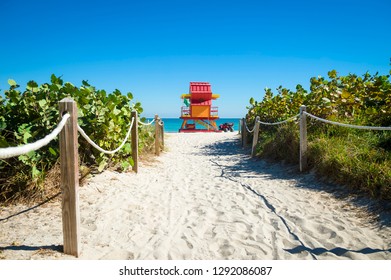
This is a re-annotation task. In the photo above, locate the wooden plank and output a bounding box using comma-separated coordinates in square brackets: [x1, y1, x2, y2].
[243, 117, 248, 147]
[251, 116, 260, 157]
[160, 119, 165, 149]
[155, 115, 160, 156]
[300, 105, 308, 172]
[59, 98, 80, 257]
[241, 118, 244, 146]
[131, 111, 139, 173]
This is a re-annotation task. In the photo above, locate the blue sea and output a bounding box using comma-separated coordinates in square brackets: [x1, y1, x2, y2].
[144, 118, 241, 133]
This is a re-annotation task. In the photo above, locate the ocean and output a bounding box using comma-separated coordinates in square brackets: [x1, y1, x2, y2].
[144, 118, 241, 133]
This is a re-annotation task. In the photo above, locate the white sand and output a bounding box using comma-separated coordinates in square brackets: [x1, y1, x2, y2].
[1, 132, 390, 260]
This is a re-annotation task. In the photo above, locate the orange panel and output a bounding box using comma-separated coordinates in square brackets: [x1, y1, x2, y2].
[191, 105, 210, 118]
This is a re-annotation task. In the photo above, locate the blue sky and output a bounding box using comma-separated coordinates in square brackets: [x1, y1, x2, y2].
[1, 0, 390, 118]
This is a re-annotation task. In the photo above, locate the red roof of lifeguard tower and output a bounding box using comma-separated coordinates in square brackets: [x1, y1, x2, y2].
[179, 82, 220, 132]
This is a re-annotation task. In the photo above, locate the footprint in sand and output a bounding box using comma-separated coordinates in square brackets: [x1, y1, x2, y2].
[181, 235, 194, 249]
[81, 218, 97, 231]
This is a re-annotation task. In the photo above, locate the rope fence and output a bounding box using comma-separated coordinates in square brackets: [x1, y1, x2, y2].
[0, 98, 165, 258]
[244, 119, 255, 133]
[304, 111, 391, 131]
[257, 113, 300, 126]
[0, 113, 70, 159]
[242, 105, 391, 171]
[77, 117, 135, 155]
[138, 118, 155, 126]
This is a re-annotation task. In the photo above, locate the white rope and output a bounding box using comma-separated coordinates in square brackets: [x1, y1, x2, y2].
[138, 119, 155, 126]
[257, 113, 300, 126]
[304, 112, 391, 131]
[158, 120, 164, 126]
[77, 117, 135, 154]
[244, 120, 255, 133]
[0, 113, 70, 159]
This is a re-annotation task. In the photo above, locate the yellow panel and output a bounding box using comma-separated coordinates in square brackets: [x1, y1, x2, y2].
[191, 105, 210, 117]
[182, 94, 218, 99]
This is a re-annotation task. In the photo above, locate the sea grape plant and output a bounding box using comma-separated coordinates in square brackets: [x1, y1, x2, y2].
[0, 75, 148, 200]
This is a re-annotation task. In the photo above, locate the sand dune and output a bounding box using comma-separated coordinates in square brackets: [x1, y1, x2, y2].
[1, 132, 390, 260]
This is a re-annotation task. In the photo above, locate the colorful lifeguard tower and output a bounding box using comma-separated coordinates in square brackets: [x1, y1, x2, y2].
[179, 82, 220, 133]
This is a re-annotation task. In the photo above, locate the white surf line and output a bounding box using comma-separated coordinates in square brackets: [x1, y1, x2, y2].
[209, 158, 318, 260]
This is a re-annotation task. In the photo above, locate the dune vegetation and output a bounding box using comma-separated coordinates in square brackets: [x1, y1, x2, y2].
[0, 75, 155, 204]
[246, 70, 391, 201]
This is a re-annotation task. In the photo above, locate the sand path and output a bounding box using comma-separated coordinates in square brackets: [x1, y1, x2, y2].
[1, 133, 390, 259]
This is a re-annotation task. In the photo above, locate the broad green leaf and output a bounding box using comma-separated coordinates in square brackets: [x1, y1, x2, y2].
[328, 70, 337, 79]
[38, 99, 47, 107]
[26, 150, 36, 159]
[49, 147, 57, 156]
[65, 82, 75, 87]
[82, 80, 90, 87]
[128, 157, 134, 166]
[112, 107, 120, 115]
[0, 119, 6, 131]
[123, 143, 131, 154]
[23, 131, 32, 143]
[27, 80, 38, 88]
[0, 136, 9, 148]
[8, 79, 17, 86]
[341, 90, 351, 99]
[18, 154, 29, 162]
[32, 166, 40, 178]
[98, 160, 107, 172]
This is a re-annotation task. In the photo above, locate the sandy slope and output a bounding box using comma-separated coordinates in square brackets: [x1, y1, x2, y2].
[1, 132, 390, 260]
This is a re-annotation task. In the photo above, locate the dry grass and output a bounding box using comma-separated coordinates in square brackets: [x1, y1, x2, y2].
[0, 137, 159, 207]
[255, 125, 391, 201]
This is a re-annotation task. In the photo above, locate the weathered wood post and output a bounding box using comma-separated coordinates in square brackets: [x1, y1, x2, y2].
[131, 111, 139, 173]
[300, 105, 308, 172]
[160, 119, 164, 149]
[251, 116, 260, 157]
[59, 98, 80, 257]
[155, 114, 160, 156]
[240, 118, 244, 146]
[238, 119, 241, 135]
[243, 117, 248, 147]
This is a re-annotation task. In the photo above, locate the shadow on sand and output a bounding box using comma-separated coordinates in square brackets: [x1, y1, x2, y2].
[196, 134, 391, 258]
[0, 244, 63, 253]
[285, 245, 391, 256]
[197, 135, 391, 228]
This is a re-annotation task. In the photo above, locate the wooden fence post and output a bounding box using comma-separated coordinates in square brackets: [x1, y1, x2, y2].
[243, 117, 248, 147]
[160, 119, 164, 149]
[59, 98, 80, 257]
[251, 116, 260, 157]
[155, 115, 160, 156]
[300, 105, 308, 172]
[240, 119, 244, 146]
[131, 111, 138, 173]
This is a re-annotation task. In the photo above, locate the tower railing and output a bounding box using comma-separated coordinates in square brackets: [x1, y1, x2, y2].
[211, 107, 218, 117]
[181, 106, 190, 117]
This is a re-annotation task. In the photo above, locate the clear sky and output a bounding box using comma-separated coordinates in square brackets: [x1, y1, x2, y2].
[1, 0, 390, 118]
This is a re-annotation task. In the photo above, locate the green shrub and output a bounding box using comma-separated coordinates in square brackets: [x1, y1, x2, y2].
[0, 75, 154, 203]
[247, 69, 391, 201]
